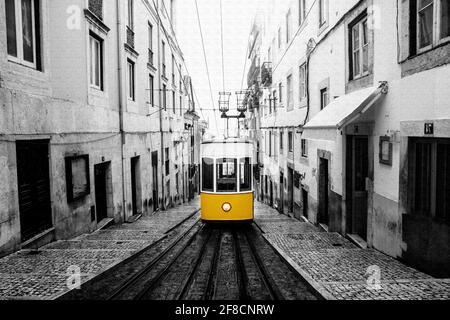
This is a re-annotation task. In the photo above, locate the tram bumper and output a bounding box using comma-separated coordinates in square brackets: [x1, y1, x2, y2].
[201, 192, 254, 222]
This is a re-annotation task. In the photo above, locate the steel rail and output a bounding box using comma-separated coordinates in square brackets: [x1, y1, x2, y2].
[133, 225, 206, 300]
[175, 229, 215, 300]
[106, 219, 202, 300]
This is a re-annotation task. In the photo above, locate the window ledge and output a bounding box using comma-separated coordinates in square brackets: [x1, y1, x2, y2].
[401, 41, 450, 78]
[124, 43, 139, 58]
[147, 63, 157, 72]
[84, 9, 110, 35]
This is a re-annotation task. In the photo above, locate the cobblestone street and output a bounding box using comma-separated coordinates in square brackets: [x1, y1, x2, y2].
[0, 200, 200, 300]
[254, 202, 450, 300]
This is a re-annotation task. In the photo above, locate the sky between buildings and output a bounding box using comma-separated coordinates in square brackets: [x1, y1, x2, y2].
[177, 0, 260, 138]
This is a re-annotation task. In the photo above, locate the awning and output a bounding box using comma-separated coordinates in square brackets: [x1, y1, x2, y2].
[261, 107, 308, 129]
[302, 82, 388, 140]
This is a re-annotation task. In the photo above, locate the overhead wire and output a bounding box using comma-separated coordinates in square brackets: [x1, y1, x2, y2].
[193, 0, 220, 136]
[219, 0, 226, 92]
[154, 0, 209, 124]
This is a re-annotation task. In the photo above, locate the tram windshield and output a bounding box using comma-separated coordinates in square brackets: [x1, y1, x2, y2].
[202, 158, 214, 192]
[216, 158, 237, 192]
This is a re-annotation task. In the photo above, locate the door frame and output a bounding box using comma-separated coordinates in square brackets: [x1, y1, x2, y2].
[94, 162, 112, 223]
[130, 156, 142, 216]
[345, 134, 372, 241]
[152, 151, 159, 212]
[16, 139, 53, 242]
[317, 149, 332, 227]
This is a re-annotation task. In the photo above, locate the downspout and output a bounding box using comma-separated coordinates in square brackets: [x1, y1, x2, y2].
[302, 38, 316, 127]
[116, 0, 127, 222]
[157, 0, 165, 210]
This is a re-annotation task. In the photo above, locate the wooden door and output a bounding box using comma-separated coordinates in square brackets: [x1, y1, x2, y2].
[16, 140, 52, 242]
[318, 158, 329, 225]
[352, 137, 369, 240]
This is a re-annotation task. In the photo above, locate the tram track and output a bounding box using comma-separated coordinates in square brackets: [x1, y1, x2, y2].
[60, 220, 319, 300]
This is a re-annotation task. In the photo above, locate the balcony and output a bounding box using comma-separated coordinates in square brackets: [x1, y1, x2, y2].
[261, 62, 272, 87]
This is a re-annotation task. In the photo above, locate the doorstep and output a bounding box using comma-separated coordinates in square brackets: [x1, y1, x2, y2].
[21, 228, 56, 251]
[96, 218, 115, 231]
[347, 234, 368, 249]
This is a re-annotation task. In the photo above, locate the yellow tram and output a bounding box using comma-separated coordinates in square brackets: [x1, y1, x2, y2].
[200, 139, 254, 223]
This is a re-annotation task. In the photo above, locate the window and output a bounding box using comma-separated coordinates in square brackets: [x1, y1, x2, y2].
[415, 0, 450, 52]
[127, 60, 135, 101]
[350, 15, 369, 79]
[299, 63, 306, 100]
[6, 0, 41, 69]
[149, 74, 154, 107]
[180, 96, 183, 115]
[288, 132, 294, 152]
[272, 89, 277, 110]
[216, 158, 237, 192]
[172, 90, 176, 114]
[301, 139, 308, 158]
[440, 0, 450, 40]
[319, 0, 328, 27]
[320, 87, 329, 110]
[409, 138, 450, 225]
[148, 22, 154, 65]
[179, 64, 183, 90]
[278, 27, 282, 48]
[280, 131, 284, 153]
[299, 0, 306, 25]
[90, 34, 103, 90]
[279, 83, 283, 104]
[172, 55, 176, 84]
[287, 74, 294, 109]
[163, 84, 167, 110]
[268, 47, 272, 63]
[269, 131, 273, 157]
[127, 0, 134, 29]
[162, 41, 166, 77]
[165, 148, 170, 176]
[286, 9, 292, 43]
[240, 158, 252, 192]
[202, 158, 214, 192]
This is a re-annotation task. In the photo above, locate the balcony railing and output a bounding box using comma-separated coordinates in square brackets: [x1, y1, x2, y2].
[88, 0, 103, 20]
[247, 57, 260, 88]
[148, 48, 154, 67]
[126, 26, 135, 49]
[162, 63, 167, 78]
[261, 62, 272, 87]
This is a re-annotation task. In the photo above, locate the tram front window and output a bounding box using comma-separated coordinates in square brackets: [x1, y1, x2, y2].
[202, 158, 214, 192]
[240, 157, 252, 192]
[216, 158, 237, 192]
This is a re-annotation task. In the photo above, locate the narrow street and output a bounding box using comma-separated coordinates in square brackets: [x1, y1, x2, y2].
[0, 199, 448, 301]
[1, 0, 450, 310]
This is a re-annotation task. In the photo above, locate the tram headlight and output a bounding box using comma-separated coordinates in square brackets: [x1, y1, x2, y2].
[222, 202, 232, 212]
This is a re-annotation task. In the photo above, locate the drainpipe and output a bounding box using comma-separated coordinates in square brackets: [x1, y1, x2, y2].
[157, 0, 165, 210]
[116, 0, 127, 222]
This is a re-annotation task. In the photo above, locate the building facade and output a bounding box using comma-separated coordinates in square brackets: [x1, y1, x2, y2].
[0, 0, 202, 257]
[245, 0, 450, 277]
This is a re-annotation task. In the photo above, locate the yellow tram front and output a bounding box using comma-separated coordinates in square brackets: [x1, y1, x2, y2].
[200, 140, 254, 223]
